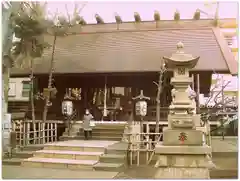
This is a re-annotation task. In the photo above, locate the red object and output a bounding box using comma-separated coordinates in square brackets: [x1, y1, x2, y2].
[179, 132, 187, 144]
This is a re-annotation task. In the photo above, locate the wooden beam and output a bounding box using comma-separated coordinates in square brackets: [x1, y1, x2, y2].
[95, 14, 104, 24]
[193, 9, 200, 20]
[79, 17, 87, 25]
[154, 10, 160, 21]
[196, 74, 200, 114]
[134, 12, 141, 22]
[212, 28, 238, 75]
[174, 10, 180, 21]
[231, 47, 238, 52]
[115, 13, 122, 24]
[222, 31, 237, 37]
[220, 20, 237, 28]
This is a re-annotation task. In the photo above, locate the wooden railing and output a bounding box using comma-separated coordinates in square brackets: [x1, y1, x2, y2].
[11, 120, 62, 147]
[124, 132, 163, 166]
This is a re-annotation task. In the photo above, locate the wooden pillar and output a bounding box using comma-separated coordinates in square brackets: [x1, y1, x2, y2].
[196, 74, 200, 114]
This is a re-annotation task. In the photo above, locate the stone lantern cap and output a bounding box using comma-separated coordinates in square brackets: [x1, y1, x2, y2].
[163, 42, 200, 69]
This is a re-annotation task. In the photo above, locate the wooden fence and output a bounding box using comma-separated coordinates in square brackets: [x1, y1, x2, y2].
[124, 120, 212, 166]
[11, 120, 62, 147]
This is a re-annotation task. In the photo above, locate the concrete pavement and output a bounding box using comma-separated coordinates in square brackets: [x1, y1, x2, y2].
[2, 165, 118, 179]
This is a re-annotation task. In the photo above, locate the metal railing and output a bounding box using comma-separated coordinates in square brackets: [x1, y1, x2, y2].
[11, 120, 61, 147]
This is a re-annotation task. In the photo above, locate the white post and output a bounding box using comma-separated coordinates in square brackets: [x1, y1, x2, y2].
[103, 76, 107, 117]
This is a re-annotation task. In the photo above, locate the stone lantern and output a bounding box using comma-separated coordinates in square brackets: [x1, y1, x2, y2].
[164, 41, 199, 130]
[154, 42, 213, 179]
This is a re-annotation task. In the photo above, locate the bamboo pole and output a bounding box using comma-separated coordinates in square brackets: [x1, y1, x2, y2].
[47, 123, 49, 143]
[33, 122, 36, 144]
[55, 123, 57, 141]
[51, 123, 53, 142]
[27, 122, 30, 145]
[23, 121, 26, 146]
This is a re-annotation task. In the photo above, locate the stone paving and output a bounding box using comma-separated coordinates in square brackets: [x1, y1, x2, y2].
[2, 137, 238, 179]
[2, 165, 118, 179]
[45, 140, 118, 148]
[211, 137, 238, 153]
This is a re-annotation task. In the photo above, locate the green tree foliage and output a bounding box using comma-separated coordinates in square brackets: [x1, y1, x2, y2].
[11, 2, 50, 68]
[10, 2, 50, 122]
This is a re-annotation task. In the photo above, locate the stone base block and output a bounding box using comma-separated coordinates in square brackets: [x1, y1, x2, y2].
[154, 167, 210, 179]
[155, 154, 209, 168]
[163, 129, 202, 145]
[193, 114, 201, 127]
[155, 143, 211, 155]
[168, 114, 195, 129]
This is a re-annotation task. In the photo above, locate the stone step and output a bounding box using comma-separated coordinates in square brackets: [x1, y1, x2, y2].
[94, 162, 124, 172]
[2, 158, 23, 166]
[100, 154, 126, 163]
[13, 150, 34, 158]
[22, 157, 98, 170]
[106, 148, 127, 155]
[210, 168, 238, 179]
[67, 131, 123, 137]
[44, 144, 106, 153]
[60, 136, 122, 142]
[21, 144, 45, 151]
[92, 127, 125, 132]
[62, 131, 79, 137]
[34, 150, 103, 160]
[77, 130, 124, 136]
[92, 132, 123, 137]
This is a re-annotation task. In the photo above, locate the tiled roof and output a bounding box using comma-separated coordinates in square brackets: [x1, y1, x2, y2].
[10, 20, 237, 75]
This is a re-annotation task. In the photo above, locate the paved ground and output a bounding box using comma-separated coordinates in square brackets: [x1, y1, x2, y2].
[2, 165, 118, 179]
[2, 137, 238, 179]
[45, 140, 118, 148]
[211, 137, 238, 153]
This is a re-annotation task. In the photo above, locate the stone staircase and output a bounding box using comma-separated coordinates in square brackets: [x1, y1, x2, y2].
[19, 140, 127, 173]
[60, 121, 126, 141]
[94, 142, 128, 172]
[2, 145, 44, 166]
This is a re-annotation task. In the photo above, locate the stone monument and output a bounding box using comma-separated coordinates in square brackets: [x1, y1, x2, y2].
[154, 42, 212, 179]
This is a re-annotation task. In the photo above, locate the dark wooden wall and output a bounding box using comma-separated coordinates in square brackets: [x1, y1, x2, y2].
[23, 71, 212, 121]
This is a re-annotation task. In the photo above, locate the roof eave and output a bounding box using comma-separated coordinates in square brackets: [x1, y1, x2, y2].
[212, 28, 238, 75]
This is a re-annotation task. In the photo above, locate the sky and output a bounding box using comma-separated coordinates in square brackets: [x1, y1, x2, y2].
[46, 1, 238, 23]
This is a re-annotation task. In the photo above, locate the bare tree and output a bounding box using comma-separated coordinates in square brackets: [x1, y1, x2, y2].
[201, 74, 237, 140]
[42, 3, 87, 122]
[153, 64, 166, 139]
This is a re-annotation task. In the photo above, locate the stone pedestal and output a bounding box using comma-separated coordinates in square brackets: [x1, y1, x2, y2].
[154, 42, 212, 179]
[154, 143, 212, 179]
[163, 129, 202, 146]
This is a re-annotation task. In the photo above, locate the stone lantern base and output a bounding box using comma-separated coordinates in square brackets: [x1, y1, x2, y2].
[154, 143, 212, 179]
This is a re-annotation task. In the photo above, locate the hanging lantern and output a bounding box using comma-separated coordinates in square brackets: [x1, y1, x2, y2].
[135, 99, 148, 116]
[62, 99, 73, 117]
[133, 90, 150, 117]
